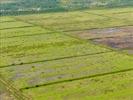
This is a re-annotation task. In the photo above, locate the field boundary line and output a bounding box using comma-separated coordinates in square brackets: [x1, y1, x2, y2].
[112, 11, 133, 14]
[20, 68, 133, 91]
[0, 51, 112, 68]
[85, 11, 132, 23]
[12, 10, 132, 22]
[88, 35, 133, 40]
[0, 31, 54, 39]
[62, 25, 133, 32]
[0, 26, 34, 30]
[4, 23, 130, 43]
[13, 17, 56, 32]
[0, 20, 17, 23]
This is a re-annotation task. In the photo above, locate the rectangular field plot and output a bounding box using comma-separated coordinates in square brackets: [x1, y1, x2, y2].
[32, 19, 129, 32]
[85, 7, 133, 24]
[15, 13, 106, 31]
[0, 35, 109, 67]
[16, 15, 129, 32]
[22, 70, 133, 100]
[72, 26, 133, 39]
[93, 35, 133, 50]
[14, 7, 133, 32]
[0, 32, 76, 48]
[15, 11, 104, 21]
[92, 34, 133, 55]
[0, 21, 32, 30]
[72, 26, 133, 54]
[0, 52, 132, 89]
[0, 26, 52, 38]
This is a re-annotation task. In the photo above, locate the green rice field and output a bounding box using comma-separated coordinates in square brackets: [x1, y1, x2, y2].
[0, 7, 133, 100]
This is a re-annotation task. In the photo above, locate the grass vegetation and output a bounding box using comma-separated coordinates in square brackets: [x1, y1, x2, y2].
[15, 7, 133, 31]
[0, 52, 133, 89]
[23, 70, 133, 100]
[0, 6, 133, 100]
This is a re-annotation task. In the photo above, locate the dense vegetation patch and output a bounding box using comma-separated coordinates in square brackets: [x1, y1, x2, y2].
[0, 0, 133, 15]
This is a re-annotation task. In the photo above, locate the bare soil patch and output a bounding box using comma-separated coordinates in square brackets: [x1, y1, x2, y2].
[73, 26, 133, 39]
[93, 35, 133, 49]
[73, 26, 133, 54]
